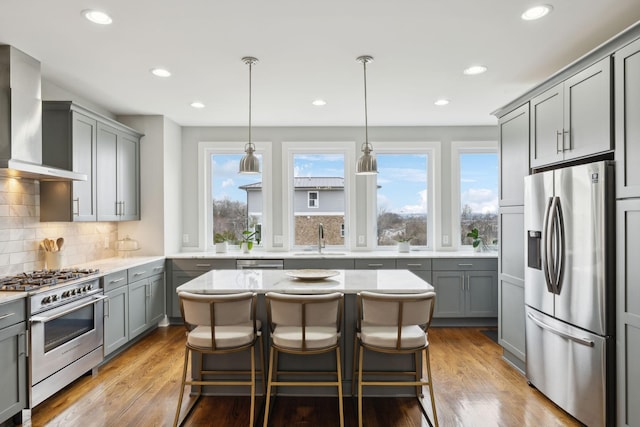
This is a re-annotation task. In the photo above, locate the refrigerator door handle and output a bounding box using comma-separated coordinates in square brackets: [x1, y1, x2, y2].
[542, 197, 555, 293]
[527, 312, 594, 347]
[553, 197, 566, 294]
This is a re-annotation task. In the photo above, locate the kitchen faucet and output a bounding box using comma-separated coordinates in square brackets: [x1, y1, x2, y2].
[318, 223, 325, 253]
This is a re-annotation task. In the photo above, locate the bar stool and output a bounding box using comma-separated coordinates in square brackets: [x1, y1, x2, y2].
[263, 292, 344, 427]
[352, 291, 438, 427]
[174, 291, 265, 427]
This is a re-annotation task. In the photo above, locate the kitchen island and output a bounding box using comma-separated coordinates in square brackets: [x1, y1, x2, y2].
[176, 268, 434, 396]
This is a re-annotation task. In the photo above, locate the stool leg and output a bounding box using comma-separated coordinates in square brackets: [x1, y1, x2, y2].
[414, 351, 423, 398]
[336, 347, 344, 427]
[425, 347, 439, 427]
[263, 346, 276, 427]
[351, 337, 359, 397]
[250, 347, 256, 427]
[173, 347, 190, 427]
[357, 345, 364, 427]
[259, 336, 266, 396]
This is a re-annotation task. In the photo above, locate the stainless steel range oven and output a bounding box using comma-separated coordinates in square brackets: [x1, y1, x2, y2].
[1, 269, 106, 407]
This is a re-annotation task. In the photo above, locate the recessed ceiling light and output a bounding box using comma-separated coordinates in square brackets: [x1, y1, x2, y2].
[463, 65, 488, 75]
[521, 5, 553, 21]
[82, 9, 113, 25]
[312, 99, 327, 106]
[434, 99, 449, 106]
[190, 102, 205, 109]
[150, 68, 171, 78]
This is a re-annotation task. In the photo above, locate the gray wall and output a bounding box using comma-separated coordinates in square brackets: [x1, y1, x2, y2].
[180, 125, 498, 251]
[294, 189, 344, 213]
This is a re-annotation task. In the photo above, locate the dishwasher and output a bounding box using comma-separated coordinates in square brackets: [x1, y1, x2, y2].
[236, 259, 284, 269]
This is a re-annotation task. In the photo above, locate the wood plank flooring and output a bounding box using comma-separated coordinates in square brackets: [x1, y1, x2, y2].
[22, 326, 582, 427]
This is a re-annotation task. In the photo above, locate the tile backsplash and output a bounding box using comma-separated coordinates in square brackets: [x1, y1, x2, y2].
[0, 178, 117, 276]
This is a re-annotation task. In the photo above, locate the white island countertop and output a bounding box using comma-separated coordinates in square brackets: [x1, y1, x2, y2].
[176, 269, 434, 295]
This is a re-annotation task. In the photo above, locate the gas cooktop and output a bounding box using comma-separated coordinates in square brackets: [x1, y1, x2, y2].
[0, 268, 100, 292]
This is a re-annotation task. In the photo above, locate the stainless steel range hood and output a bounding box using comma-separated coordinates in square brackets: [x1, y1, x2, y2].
[0, 45, 86, 181]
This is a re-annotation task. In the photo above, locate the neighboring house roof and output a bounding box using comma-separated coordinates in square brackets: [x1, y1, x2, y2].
[240, 177, 345, 190]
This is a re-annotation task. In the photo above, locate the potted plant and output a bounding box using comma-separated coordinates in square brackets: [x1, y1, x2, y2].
[214, 233, 228, 253]
[240, 229, 260, 253]
[466, 228, 483, 252]
[395, 233, 412, 253]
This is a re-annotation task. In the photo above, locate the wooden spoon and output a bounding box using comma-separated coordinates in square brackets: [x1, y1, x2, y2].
[43, 239, 51, 252]
[56, 237, 64, 251]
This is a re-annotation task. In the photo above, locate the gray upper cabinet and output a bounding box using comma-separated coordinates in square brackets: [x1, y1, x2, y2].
[41, 102, 98, 221]
[96, 123, 141, 221]
[530, 57, 612, 168]
[40, 101, 142, 222]
[499, 103, 529, 206]
[615, 38, 640, 199]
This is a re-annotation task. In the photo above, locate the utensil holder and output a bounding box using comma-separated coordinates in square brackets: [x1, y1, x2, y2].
[45, 251, 63, 270]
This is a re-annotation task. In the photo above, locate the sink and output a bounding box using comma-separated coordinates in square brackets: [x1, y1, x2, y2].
[293, 252, 348, 256]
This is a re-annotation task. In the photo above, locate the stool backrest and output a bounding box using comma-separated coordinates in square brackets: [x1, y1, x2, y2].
[265, 292, 343, 331]
[358, 291, 436, 329]
[179, 291, 256, 328]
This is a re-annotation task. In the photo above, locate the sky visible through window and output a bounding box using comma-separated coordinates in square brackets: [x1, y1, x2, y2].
[460, 153, 498, 214]
[211, 154, 262, 200]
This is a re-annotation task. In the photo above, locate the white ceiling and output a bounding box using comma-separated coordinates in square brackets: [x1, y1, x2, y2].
[1, 1, 639, 127]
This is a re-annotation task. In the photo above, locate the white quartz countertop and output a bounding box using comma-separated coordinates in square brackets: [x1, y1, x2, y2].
[71, 256, 165, 275]
[0, 291, 28, 304]
[176, 269, 434, 294]
[168, 249, 497, 259]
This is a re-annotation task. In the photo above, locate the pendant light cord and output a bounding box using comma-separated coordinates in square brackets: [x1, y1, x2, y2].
[248, 59, 252, 147]
[363, 59, 369, 147]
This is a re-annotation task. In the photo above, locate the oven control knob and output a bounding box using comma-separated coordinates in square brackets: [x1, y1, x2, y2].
[63, 291, 70, 298]
[41, 296, 51, 304]
[51, 295, 58, 301]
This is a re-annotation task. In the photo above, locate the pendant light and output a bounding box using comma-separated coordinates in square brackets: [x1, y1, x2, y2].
[239, 56, 260, 174]
[356, 55, 378, 175]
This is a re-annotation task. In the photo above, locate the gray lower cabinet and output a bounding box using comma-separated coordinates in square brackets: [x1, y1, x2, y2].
[397, 258, 431, 285]
[168, 259, 236, 319]
[0, 299, 27, 424]
[431, 258, 498, 319]
[283, 258, 355, 270]
[530, 57, 612, 168]
[615, 37, 640, 199]
[617, 199, 640, 427]
[354, 258, 395, 270]
[104, 283, 129, 356]
[129, 274, 165, 340]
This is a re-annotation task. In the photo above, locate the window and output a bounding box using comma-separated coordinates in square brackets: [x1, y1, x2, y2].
[199, 141, 271, 251]
[376, 153, 430, 248]
[307, 191, 319, 208]
[452, 142, 498, 249]
[282, 142, 353, 250]
[210, 153, 263, 245]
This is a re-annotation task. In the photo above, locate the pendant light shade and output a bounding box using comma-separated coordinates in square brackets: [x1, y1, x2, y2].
[356, 55, 377, 175]
[239, 56, 260, 174]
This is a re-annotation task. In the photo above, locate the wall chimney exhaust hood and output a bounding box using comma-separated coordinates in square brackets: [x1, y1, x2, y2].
[0, 45, 86, 181]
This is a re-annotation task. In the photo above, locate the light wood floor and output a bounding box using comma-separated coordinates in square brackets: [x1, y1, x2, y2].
[22, 326, 582, 427]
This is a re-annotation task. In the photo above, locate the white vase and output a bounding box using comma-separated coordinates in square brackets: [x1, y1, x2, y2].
[398, 241, 410, 253]
[215, 241, 228, 253]
[242, 242, 252, 254]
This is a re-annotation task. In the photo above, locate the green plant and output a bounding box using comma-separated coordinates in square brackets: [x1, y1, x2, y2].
[466, 227, 483, 248]
[395, 232, 413, 243]
[241, 229, 261, 250]
[213, 230, 236, 244]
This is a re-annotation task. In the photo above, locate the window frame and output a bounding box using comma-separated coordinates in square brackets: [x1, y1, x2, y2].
[281, 141, 356, 250]
[307, 191, 319, 208]
[371, 141, 441, 251]
[197, 140, 272, 252]
[451, 140, 498, 250]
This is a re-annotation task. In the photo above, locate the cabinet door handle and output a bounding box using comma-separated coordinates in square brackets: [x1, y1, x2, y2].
[0, 312, 15, 320]
[563, 129, 571, 151]
[556, 130, 563, 153]
[121, 201, 125, 216]
[73, 198, 80, 216]
[105, 297, 111, 318]
[18, 331, 27, 357]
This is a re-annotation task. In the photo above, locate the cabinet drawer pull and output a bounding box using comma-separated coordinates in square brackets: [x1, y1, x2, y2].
[109, 278, 125, 284]
[195, 263, 212, 267]
[153, 266, 163, 271]
[458, 263, 473, 267]
[368, 263, 384, 267]
[406, 263, 422, 267]
[0, 312, 15, 320]
[133, 271, 146, 277]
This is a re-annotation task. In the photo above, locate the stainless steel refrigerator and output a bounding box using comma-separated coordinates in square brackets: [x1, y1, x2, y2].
[524, 160, 615, 427]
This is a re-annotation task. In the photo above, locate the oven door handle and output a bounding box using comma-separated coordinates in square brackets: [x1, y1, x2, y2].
[30, 295, 108, 323]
